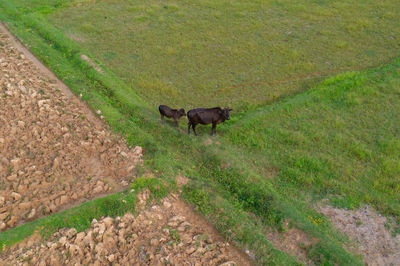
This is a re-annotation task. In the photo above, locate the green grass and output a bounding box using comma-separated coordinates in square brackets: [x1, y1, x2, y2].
[1, 0, 399, 264]
[0, 190, 138, 252]
[225, 63, 400, 219]
[46, 0, 400, 111]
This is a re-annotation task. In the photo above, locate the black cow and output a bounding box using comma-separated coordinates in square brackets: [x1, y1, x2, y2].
[159, 105, 186, 127]
[187, 107, 232, 136]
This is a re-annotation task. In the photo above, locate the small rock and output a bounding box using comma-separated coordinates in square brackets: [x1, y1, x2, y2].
[108, 254, 115, 262]
[0, 222, 6, 230]
[96, 110, 102, 115]
[60, 195, 68, 205]
[196, 247, 206, 254]
[37, 100, 47, 107]
[6, 215, 18, 227]
[177, 226, 185, 232]
[75, 232, 86, 245]
[168, 221, 179, 227]
[133, 146, 143, 156]
[150, 238, 158, 246]
[163, 201, 172, 208]
[17, 121, 25, 128]
[49, 203, 57, 212]
[118, 222, 125, 229]
[19, 202, 32, 210]
[11, 192, 22, 201]
[170, 215, 185, 222]
[66, 228, 77, 239]
[245, 249, 256, 260]
[27, 208, 36, 219]
[93, 185, 103, 194]
[69, 244, 80, 256]
[10, 158, 21, 170]
[103, 217, 114, 228]
[6, 174, 17, 181]
[219, 261, 236, 266]
[59, 236, 67, 246]
[186, 247, 196, 255]
[0, 212, 8, 220]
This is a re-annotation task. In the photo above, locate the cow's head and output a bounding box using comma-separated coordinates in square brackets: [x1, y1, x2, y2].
[221, 107, 232, 120]
[178, 108, 186, 117]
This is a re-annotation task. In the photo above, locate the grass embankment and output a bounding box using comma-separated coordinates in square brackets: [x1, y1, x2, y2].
[2, 0, 399, 264]
[225, 66, 400, 221]
[47, 0, 400, 111]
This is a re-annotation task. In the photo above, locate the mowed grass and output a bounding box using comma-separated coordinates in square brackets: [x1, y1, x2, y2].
[47, 0, 400, 111]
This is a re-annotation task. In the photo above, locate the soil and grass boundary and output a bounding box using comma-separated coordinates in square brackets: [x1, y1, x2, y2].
[0, 177, 171, 253]
[2, 1, 395, 264]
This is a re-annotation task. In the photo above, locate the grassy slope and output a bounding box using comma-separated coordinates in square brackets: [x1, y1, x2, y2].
[224, 64, 400, 220]
[2, 0, 399, 264]
[47, 0, 400, 111]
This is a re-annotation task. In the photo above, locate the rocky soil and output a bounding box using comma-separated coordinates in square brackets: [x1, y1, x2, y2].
[318, 204, 400, 265]
[0, 29, 143, 231]
[0, 191, 251, 265]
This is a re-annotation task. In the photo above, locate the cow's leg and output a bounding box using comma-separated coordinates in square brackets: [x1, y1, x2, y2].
[193, 124, 198, 136]
[211, 123, 217, 136]
[161, 114, 165, 123]
[174, 118, 179, 127]
[188, 121, 192, 134]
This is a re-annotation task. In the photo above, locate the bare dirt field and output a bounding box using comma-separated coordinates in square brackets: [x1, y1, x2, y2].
[318, 204, 400, 265]
[0, 26, 144, 231]
[0, 191, 252, 265]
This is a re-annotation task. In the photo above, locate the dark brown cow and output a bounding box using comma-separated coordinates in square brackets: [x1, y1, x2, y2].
[159, 105, 186, 127]
[187, 107, 232, 136]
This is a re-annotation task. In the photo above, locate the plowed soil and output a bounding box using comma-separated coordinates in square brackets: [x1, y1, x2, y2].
[0, 25, 143, 231]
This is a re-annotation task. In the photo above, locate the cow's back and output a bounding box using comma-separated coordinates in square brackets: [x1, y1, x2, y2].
[188, 107, 221, 124]
[161, 105, 179, 119]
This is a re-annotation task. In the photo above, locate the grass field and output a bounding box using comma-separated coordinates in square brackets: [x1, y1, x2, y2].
[47, 0, 400, 111]
[1, 0, 399, 264]
[225, 64, 400, 219]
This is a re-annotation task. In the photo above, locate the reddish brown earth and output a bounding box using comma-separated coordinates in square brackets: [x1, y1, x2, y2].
[0, 26, 144, 231]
